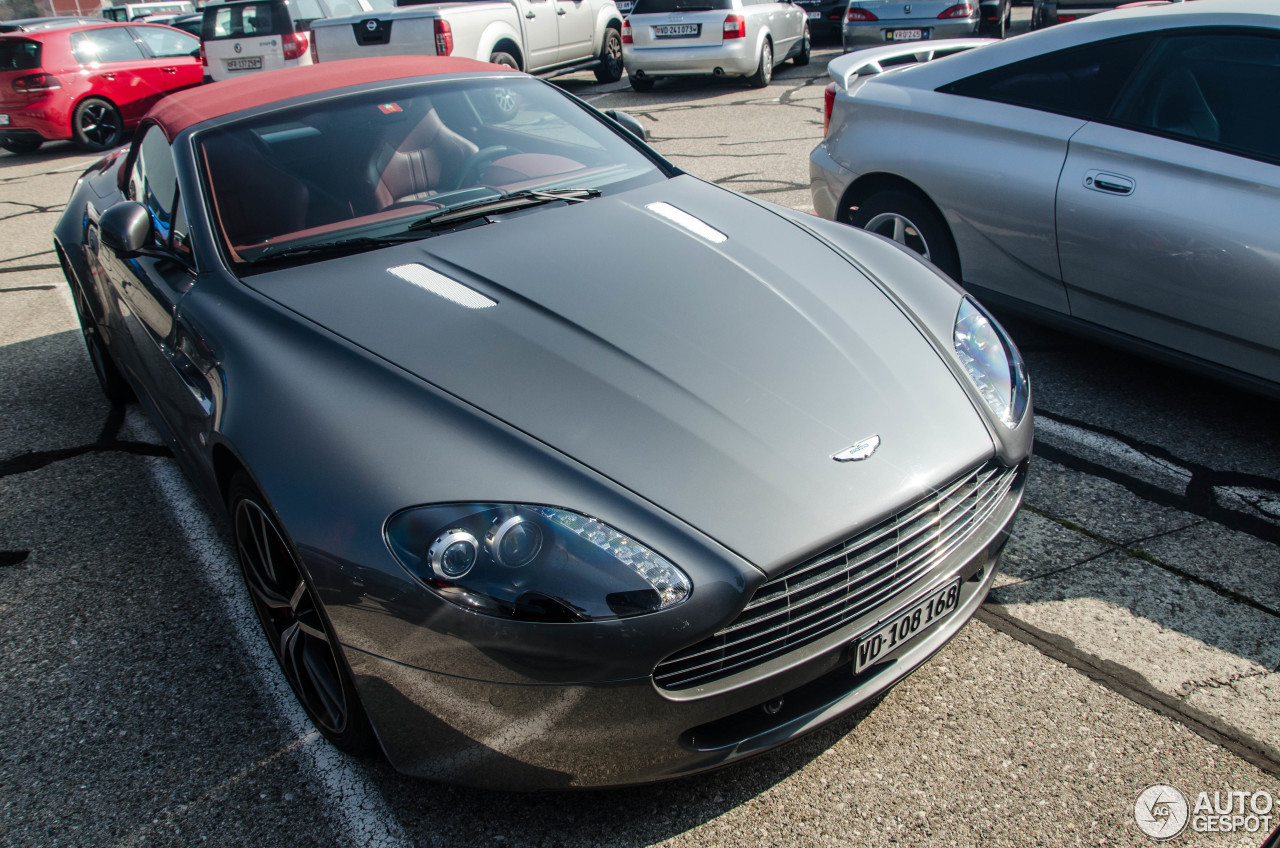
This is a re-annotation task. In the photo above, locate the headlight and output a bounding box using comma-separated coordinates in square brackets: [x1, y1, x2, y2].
[953, 297, 1029, 429]
[385, 504, 692, 622]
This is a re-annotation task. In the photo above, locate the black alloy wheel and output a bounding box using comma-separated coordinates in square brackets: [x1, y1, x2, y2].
[73, 97, 124, 152]
[68, 278, 133, 403]
[230, 474, 377, 756]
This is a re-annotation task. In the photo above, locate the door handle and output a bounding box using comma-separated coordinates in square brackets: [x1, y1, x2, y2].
[1083, 169, 1135, 196]
[526, 10, 536, 16]
[556, 7, 566, 13]
[162, 67, 177, 74]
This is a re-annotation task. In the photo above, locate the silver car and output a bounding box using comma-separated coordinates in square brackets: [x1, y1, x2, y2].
[843, 0, 980, 50]
[813, 0, 1280, 394]
[622, 0, 809, 90]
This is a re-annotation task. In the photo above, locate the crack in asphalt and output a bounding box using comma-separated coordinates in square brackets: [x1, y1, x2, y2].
[977, 606, 1280, 779]
[1034, 408, 1280, 547]
[1177, 667, 1274, 700]
[0, 404, 172, 480]
[0, 200, 65, 221]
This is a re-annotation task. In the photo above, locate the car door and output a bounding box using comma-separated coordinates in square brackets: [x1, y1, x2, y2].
[105, 125, 215, 455]
[927, 34, 1153, 313]
[69, 27, 152, 122]
[1056, 31, 1280, 385]
[128, 25, 202, 109]
[553, 0, 595, 63]
[521, 0, 562, 70]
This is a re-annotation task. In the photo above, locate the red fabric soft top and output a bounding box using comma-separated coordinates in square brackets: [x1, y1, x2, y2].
[147, 56, 506, 138]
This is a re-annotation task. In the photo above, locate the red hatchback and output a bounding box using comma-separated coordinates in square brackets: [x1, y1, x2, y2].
[0, 22, 202, 155]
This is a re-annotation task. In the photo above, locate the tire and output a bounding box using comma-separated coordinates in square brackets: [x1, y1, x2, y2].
[72, 97, 123, 152]
[69, 280, 133, 404]
[746, 38, 773, 88]
[594, 27, 624, 83]
[488, 50, 519, 70]
[848, 189, 961, 281]
[629, 74, 656, 92]
[229, 473, 378, 758]
[1, 136, 43, 155]
[793, 24, 811, 66]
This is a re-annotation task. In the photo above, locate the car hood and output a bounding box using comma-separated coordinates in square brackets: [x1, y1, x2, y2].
[246, 176, 994, 574]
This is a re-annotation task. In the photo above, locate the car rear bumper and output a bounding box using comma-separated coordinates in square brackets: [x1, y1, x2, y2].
[345, 464, 1025, 789]
[0, 100, 70, 142]
[842, 18, 979, 48]
[623, 40, 760, 78]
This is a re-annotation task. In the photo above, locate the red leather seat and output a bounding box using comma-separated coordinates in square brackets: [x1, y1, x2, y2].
[370, 107, 478, 210]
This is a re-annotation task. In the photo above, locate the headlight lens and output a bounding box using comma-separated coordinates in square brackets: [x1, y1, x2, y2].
[953, 297, 1029, 429]
[386, 504, 692, 622]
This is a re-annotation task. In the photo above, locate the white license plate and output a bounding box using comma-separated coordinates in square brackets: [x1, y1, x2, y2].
[616, 0, 633, 10]
[853, 578, 961, 674]
[0, 114, 9, 126]
[888, 28, 925, 40]
[807, 10, 821, 18]
[654, 23, 701, 37]
[226, 56, 263, 71]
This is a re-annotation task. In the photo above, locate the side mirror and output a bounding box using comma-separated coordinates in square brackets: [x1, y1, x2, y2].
[98, 201, 153, 257]
[605, 109, 648, 142]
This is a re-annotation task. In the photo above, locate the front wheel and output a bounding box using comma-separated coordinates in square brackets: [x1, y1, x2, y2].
[72, 97, 123, 152]
[848, 189, 960, 281]
[594, 27, 624, 83]
[230, 473, 378, 757]
[746, 38, 773, 88]
[67, 276, 133, 404]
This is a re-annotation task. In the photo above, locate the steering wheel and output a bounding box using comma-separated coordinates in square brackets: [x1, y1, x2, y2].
[456, 146, 517, 189]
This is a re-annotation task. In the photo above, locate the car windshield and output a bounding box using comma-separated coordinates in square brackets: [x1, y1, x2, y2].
[196, 77, 666, 268]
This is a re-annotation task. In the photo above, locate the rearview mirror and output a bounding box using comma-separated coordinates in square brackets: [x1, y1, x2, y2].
[605, 109, 648, 142]
[98, 201, 153, 256]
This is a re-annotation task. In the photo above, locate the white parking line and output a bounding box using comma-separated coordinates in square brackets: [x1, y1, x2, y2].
[126, 412, 411, 848]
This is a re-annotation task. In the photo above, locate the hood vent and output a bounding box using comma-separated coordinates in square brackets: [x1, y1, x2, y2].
[388, 264, 496, 309]
[645, 202, 727, 244]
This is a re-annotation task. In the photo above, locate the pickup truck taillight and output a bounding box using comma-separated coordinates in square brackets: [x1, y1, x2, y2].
[823, 81, 837, 136]
[621, 18, 632, 43]
[846, 7, 877, 21]
[12, 72, 61, 94]
[722, 13, 745, 38]
[283, 31, 309, 61]
[938, 2, 975, 17]
[199, 43, 207, 66]
[435, 19, 453, 55]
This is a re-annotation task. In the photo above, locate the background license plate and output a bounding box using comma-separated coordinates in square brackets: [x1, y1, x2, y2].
[888, 28, 925, 40]
[807, 10, 821, 18]
[226, 57, 263, 71]
[853, 578, 961, 674]
[655, 23, 700, 37]
[0, 114, 9, 126]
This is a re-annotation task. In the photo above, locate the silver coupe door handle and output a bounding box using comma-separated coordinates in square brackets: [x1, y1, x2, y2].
[1083, 170, 1135, 196]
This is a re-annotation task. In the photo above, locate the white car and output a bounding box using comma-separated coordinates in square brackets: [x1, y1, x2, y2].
[622, 0, 809, 90]
[200, 0, 390, 81]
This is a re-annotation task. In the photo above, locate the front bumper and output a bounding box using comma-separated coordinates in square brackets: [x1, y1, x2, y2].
[346, 464, 1026, 789]
[623, 40, 760, 78]
[843, 18, 979, 48]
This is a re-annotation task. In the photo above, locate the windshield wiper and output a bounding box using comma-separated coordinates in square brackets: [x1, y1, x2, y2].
[408, 188, 601, 230]
[250, 234, 426, 264]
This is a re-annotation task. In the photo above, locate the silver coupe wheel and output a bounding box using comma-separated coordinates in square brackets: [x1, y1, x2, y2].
[863, 211, 933, 260]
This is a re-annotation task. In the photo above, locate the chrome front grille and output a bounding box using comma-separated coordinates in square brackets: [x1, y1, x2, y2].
[653, 462, 1019, 691]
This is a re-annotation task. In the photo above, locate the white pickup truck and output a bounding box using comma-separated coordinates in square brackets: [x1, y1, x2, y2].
[312, 0, 626, 82]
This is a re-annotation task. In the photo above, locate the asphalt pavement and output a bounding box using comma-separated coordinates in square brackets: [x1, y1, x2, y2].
[3, 15, 1279, 847]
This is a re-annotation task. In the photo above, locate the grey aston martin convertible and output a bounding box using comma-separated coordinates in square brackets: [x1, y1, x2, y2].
[54, 56, 1031, 789]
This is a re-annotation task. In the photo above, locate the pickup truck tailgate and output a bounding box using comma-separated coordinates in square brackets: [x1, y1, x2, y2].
[313, 7, 442, 62]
